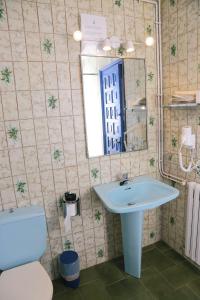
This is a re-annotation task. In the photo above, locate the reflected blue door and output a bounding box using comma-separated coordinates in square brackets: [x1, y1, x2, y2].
[100, 59, 125, 155]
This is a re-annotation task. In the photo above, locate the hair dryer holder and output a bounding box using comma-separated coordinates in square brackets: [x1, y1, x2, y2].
[179, 126, 198, 173]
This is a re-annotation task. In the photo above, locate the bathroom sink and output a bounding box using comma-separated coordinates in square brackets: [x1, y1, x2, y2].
[94, 176, 179, 279]
[93, 176, 179, 214]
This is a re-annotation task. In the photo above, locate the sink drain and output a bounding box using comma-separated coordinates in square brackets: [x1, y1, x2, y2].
[127, 202, 136, 206]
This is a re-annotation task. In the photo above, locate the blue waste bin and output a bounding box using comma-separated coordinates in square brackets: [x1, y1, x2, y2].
[58, 250, 80, 288]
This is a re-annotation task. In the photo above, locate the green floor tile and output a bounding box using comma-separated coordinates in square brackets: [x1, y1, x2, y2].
[159, 286, 200, 300]
[53, 287, 82, 300]
[162, 261, 200, 288]
[164, 249, 186, 265]
[141, 266, 160, 280]
[143, 244, 156, 253]
[188, 277, 200, 297]
[79, 279, 111, 300]
[80, 266, 100, 286]
[129, 290, 155, 300]
[155, 241, 171, 253]
[80, 260, 125, 286]
[111, 256, 124, 273]
[142, 248, 175, 271]
[53, 277, 69, 295]
[107, 280, 134, 300]
[142, 269, 174, 298]
[107, 277, 154, 300]
[95, 261, 125, 284]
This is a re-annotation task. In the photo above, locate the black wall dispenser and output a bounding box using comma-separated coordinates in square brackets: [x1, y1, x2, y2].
[63, 192, 80, 217]
[61, 192, 80, 233]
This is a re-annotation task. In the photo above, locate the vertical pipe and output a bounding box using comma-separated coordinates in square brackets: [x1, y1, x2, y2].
[141, 0, 185, 185]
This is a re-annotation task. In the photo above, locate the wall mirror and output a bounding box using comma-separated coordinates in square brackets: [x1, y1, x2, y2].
[81, 55, 147, 158]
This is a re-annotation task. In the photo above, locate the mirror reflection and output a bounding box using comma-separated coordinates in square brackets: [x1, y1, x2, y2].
[81, 55, 147, 158]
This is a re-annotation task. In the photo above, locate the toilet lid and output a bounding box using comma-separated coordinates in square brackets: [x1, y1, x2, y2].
[0, 261, 53, 300]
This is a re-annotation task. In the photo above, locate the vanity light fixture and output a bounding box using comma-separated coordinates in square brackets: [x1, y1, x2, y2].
[126, 41, 135, 53]
[102, 38, 112, 51]
[73, 30, 82, 42]
[72, 29, 143, 52]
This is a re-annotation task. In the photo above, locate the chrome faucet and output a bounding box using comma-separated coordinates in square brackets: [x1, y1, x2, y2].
[119, 173, 129, 186]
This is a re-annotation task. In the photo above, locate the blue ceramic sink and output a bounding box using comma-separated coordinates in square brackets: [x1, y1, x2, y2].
[94, 176, 179, 214]
[94, 176, 179, 278]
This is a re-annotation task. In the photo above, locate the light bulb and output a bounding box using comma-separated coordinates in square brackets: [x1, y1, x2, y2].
[126, 41, 135, 53]
[110, 36, 120, 49]
[73, 30, 82, 42]
[103, 38, 112, 51]
[145, 36, 154, 46]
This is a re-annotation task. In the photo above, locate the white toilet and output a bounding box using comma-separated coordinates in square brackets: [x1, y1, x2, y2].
[0, 206, 53, 300]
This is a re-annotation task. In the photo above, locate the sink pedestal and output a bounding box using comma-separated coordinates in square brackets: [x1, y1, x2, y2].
[120, 211, 144, 278]
[94, 176, 179, 278]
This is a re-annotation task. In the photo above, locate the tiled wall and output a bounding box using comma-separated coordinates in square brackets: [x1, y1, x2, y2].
[0, 0, 160, 279]
[161, 0, 200, 254]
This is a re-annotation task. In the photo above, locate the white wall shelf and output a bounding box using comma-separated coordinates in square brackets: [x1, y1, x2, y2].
[163, 103, 200, 109]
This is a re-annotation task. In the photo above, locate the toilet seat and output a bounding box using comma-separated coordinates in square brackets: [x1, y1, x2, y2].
[0, 261, 53, 300]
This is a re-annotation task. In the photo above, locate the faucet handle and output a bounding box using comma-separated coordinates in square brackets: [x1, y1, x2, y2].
[122, 173, 128, 180]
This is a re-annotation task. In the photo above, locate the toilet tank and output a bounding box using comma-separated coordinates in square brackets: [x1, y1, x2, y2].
[0, 206, 47, 270]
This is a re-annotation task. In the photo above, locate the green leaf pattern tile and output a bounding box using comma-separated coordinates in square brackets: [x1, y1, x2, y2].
[136, 79, 141, 87]
[48, 95, 57, 109]
[168, 154, 173, 161]
[146, 24, 152, 35]
[171, 136, 177, 148]
[97, 249, 104, 258]
[16, 181, 26, 194]
[0, 7, 4, 20]
[115, 0, 122, 7]
[64, 240, 72, 250]
[171, 44, 176, 56]
[149, 158, 155, 167]
[95, 210, 102, 222]
[147, 72, 154, 81]
[117, 45, 125, 56]
[91, 168, 99, 179]
[53, 149, 62, 161]
[8, 127, 18, 141]
[150, 231, 155, 239]
[149, 116, 155, 126]
[1, 67, 12, 83]
[170, 216, 175, 225]
[43, 39, 53, 54]
[170, 0, 176, 6]
[58, 195, 65, 208]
